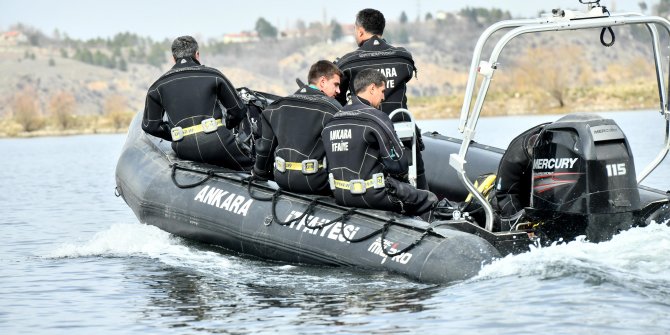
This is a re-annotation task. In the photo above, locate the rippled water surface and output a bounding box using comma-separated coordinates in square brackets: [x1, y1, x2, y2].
[1, 111, 669, 334]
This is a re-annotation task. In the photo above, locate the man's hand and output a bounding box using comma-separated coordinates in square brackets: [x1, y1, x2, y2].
[251, 168, 270, 182]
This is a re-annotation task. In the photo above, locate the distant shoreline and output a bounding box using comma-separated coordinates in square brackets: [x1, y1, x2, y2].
[0, 127, 126, 139]
[0, 104, 656, 140]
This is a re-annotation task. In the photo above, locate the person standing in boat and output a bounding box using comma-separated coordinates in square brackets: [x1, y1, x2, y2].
[322, 69, 437, 216]
[334, 8, 428, 191]
[253, 60, 343, 194]
[142, 35, 254, 170]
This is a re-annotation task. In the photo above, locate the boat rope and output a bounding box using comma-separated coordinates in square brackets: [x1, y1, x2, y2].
[599, 6, 615, 47]
[600, 26, 615, 47]
[380, 219, 434, 257]
[170, 163, 435, 253]
[243, 175, 324, 227]
[270, 190, 324, 226]
[306, 208, 357, 230]
[170, 164, 230, 189]
[244, 175, 274, 201]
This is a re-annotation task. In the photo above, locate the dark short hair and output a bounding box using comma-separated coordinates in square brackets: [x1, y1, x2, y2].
[353, 68, 386, 94]
[171, 35, 198, 59]
[307, 60, 343, 85]
[355, 8, 385, 36]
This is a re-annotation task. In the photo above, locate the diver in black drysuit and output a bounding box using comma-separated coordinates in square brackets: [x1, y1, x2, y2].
[335, 35, 428, 190]
[142, 56, 253, 170]
[491, 123, 547, 228]
[253, 84, 342, 194]
[322, 95, 437, 216]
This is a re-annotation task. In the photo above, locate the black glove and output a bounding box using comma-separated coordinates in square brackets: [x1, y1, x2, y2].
[251, 168, 269, 182]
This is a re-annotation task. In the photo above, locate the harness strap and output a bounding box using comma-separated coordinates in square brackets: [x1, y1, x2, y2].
[329, 173, 385, 194]
[275, 157, 326, 174]
[171, 118, 224, 141]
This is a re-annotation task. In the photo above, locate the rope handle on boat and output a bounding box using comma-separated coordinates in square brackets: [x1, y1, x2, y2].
[170, 163, 240, 189]
[244, 175, 275, 201]
[306, 208, 357, 230]
[170, 163, 433, 253]
[379, 219, 433, 257]
[171, 164, 216, 189]
[600, 26, 615, 47]
[599, 6, 615, 47]
[243, 174, 433, 252]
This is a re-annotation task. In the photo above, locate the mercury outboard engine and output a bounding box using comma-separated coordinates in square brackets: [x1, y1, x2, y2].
[526, 114, 640, 242]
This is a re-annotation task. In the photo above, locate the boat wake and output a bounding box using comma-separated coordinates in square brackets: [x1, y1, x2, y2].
[47, 223, 236, 272]
[46, 223, 416, 291]
[474, 221, 670, 302]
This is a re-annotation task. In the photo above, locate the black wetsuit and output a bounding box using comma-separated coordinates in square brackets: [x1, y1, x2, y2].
[334, 36, 427, 189]
[322, 96, 437, 216]
[142, 57, 253, 170]
[254, 86, 342, 194]
[492, 123, 548, 218]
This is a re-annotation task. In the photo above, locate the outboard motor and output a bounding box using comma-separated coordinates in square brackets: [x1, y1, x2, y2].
[527, 114, 640, 242]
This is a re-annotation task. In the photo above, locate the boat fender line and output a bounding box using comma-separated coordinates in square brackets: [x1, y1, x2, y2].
[171, 164, 227, 189]
[270, 190, 324, 227]
[170, 164, 435, 255]
[244, 176, 432, 256]
[245, 175, 274, 201]
[379, 219, 434, 257]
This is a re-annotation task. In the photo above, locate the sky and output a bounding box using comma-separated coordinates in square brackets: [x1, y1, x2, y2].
[0, 0, 651, 41]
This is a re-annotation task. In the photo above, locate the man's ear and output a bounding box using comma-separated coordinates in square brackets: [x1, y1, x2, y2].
[356, 26, 365, 39]
[195, 51, 200, 61]
[317, 76, 328, 89]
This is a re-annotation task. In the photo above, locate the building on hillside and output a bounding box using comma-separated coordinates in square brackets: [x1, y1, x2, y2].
[0, 31, 28, 46]
[221, 31, 259, 44]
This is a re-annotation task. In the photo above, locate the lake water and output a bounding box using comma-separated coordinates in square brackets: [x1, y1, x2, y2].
[1, 111, 669, 334]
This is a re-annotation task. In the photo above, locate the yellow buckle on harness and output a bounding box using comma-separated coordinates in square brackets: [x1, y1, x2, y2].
[349, 179, 367, 194]
[302, 159, 319, 174]
[276, 158, 325, 175]
[330, 173, 385, 194]
[171, 127, 184, 141]
[201, 118, 219, 134]
[170, 118, 223, 141]
[275, 157, 286, 172]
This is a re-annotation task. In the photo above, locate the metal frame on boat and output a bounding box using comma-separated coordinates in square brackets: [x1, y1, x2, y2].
[450, 1, 670, 231]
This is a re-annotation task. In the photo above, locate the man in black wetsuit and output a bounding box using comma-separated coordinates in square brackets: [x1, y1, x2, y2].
[492, 123, 547, 228]
[322, 69, 437, 216]
[142, 35, 253, 170]
[253, 60, 343, 194]
[334, 8, 428, 190]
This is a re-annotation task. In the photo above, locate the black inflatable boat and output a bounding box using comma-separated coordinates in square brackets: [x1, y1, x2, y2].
[116, 3, 670, 284]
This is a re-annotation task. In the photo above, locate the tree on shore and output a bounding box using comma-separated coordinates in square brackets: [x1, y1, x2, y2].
[255, 17, 278, 39]
[331, 19, 343, 41]
[12, 88, 44, 132]
[509, 44, 588, 108]
[49, 91, 77, 129]
[104, 95, 132, 130]
[400, 11, 408, 24]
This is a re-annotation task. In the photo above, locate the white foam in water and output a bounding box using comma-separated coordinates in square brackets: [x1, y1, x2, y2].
[48, 223, 234, 272]
[475, 222, 670, 282]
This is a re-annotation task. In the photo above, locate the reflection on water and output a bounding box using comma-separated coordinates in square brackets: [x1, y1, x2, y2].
[134, 257, 441, 332]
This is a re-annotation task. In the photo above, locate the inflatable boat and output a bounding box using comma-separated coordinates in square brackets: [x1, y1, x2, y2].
[116, 3, 670, 284]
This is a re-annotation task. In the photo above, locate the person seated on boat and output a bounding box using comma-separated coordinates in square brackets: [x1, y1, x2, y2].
[491, 123, 547, 229]
[142, 35, 254, 170]
[322, 68, 438, 216]
[253, 60, 343, 194]
[334, 8, 428, 191]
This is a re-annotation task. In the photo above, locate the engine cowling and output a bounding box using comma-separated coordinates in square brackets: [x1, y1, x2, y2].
[528, 114, 640, 242]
